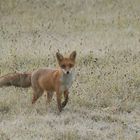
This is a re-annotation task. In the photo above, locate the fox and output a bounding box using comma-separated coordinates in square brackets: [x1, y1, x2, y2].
[0, 51, 77, 112]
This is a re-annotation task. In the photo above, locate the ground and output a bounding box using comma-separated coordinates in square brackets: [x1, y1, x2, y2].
[0, 0, 140, 140]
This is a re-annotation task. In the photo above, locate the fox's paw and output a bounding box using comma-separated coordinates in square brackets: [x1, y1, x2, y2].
[62, 101, 67, 108]
[57, 109, 63, 115]
[32, 96, 37, 104]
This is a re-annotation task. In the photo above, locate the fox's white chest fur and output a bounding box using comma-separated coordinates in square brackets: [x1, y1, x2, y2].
[60, 73, 74, 92]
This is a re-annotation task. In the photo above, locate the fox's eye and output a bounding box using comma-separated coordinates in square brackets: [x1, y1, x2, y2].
[61, 64, 66, 69]
[69, 64, 73, 68]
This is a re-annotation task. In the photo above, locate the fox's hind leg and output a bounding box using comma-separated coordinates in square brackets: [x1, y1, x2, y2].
[46, 92, 54, 104]
[31, 81, 43, 104]
[32, 89, 44, 104]
[31, 74, 44, 104]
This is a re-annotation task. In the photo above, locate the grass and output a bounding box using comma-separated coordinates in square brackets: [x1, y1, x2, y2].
[0, 0, 140, 140]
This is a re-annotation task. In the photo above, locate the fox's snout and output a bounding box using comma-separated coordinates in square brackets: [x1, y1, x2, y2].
[62, 68, 72, 75]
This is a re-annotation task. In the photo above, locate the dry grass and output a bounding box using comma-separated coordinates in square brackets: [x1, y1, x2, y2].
[0, 0, 140, 139]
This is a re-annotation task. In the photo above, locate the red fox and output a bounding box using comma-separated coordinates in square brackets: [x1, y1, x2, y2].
[0, 51, 77, 112]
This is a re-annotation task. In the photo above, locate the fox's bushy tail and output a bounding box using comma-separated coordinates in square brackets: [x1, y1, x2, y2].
[0, 73, 31, 88]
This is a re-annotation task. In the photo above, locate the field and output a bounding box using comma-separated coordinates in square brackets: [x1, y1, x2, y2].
[0, 0, 140, 139]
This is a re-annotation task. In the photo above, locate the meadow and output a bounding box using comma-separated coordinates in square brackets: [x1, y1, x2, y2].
[0, 0, 140, 139]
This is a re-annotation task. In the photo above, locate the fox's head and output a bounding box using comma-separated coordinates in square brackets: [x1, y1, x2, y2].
[56, 51, 76, 74]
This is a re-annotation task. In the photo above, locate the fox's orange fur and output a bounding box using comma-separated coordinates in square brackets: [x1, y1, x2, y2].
[0, 51, 76, 112]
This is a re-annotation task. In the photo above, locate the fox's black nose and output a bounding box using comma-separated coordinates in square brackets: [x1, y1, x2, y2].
[67, 71, 69, 74]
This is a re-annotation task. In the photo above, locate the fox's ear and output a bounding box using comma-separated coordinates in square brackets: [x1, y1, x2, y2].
[70, 51, 76, 61]
[56, 52, 63, 62]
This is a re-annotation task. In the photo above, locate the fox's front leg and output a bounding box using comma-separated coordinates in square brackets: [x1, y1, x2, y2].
[56, 91, 62, 112]
[62, 90, 69, 108]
